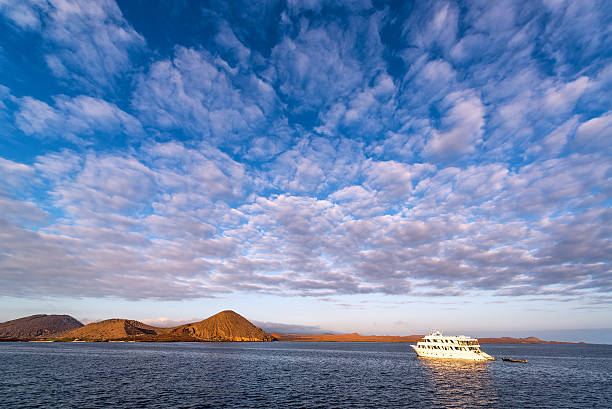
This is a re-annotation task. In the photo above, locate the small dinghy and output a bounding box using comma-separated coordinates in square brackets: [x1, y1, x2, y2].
[502, 357, 528, 363]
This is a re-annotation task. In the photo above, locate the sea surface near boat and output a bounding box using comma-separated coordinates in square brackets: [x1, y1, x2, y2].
[0, 342, 610, 408]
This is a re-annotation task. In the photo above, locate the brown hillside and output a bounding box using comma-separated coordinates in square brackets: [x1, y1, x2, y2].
[62, 319, 165, 341]
[172, 310, 274, 341]
[0, 314, 83, 339]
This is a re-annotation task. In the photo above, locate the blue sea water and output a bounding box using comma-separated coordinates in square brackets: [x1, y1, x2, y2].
[0, 342, 610, 408]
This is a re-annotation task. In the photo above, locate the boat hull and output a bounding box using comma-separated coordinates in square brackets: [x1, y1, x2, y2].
[411, 345, 494, 361]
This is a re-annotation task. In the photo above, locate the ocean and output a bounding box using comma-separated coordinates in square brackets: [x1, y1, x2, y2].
[0, 342, 610, 408]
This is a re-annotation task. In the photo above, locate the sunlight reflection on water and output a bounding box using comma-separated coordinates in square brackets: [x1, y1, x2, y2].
[417, 358, 499, 408]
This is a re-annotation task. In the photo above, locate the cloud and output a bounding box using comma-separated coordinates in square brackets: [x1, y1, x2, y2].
[264, 137, 364, 194]
[574, 111, 612, 153]
[0, 196, 48, 225]
[402, 0, 459, 53]
[329, 186, 383, 217]
[0, 142, 254, 299]
[270, 24, 362, 112]
[269, 11, 386, 122]
[544, 76, 592, 114]
[0, 0, 610, 306]
[0, 0, 145, 93]
[15, 95, 143, 143]
[54, 154, 156, 214]
[132, 46, 274, 147]
[423, 90, 485, 160]
[315, 72, 397, 138]
[214, 20, 251, 66]
[0, 0, 42, 30]
[0, 157, 35, 193]
[526, 116, 579, 158]
[1, 148, 610, 300]
[363, 160, 435, 202]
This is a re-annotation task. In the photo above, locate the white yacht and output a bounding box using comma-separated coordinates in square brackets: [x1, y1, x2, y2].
[411, 331, 494, 361]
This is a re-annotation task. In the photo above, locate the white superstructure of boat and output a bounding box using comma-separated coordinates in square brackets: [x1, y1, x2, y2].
[411, 331, 494, 361]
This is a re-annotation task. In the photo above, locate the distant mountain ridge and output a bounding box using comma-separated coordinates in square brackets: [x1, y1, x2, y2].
[271, 333, 585, 344]
[0, 314, 83, 339]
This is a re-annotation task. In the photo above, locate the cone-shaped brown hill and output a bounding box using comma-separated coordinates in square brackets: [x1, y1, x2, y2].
[0, 314, 83, 339]
[172, 310, 274, 341]
[62, 319, 163, 341]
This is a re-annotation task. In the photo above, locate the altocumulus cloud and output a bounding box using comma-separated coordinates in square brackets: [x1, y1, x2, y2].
[0, 0, 610, 304]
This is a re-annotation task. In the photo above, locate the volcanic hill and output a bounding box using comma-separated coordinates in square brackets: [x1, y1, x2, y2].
[171, 310, 275, 341]
[59, 310, 273, 342]
[62, 319, 164, 341]
[0, 314, 83, 339]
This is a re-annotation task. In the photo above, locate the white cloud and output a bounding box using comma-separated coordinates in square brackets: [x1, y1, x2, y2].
[402, 0, 459, 53]
[0, 196, 48, 225]
[1, 0, 611, 304]
[214, 20, 251, 66]
[526, 116, 579, 158]
[544, 76, 591, 114]
[0, 157, 35, 193]
[0, 0, 42, 29]
[423, 90, 485, 159]
[1, 148, 610, 300]
[329, 185, 383, 217]
[1, 0, 145, 92]
[133, 46, 273, 145]
[574, 111, 612, 153]
[265, 137, 364, 194]
[270, 13, 385, 116]
[363, 160, 435, 202]
[15, 95, 142, 143]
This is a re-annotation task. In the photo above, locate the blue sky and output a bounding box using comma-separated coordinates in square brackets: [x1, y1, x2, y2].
[0, 0, 611, 342]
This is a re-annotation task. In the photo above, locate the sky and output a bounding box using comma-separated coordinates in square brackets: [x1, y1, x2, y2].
[0, 0, 611, 342]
